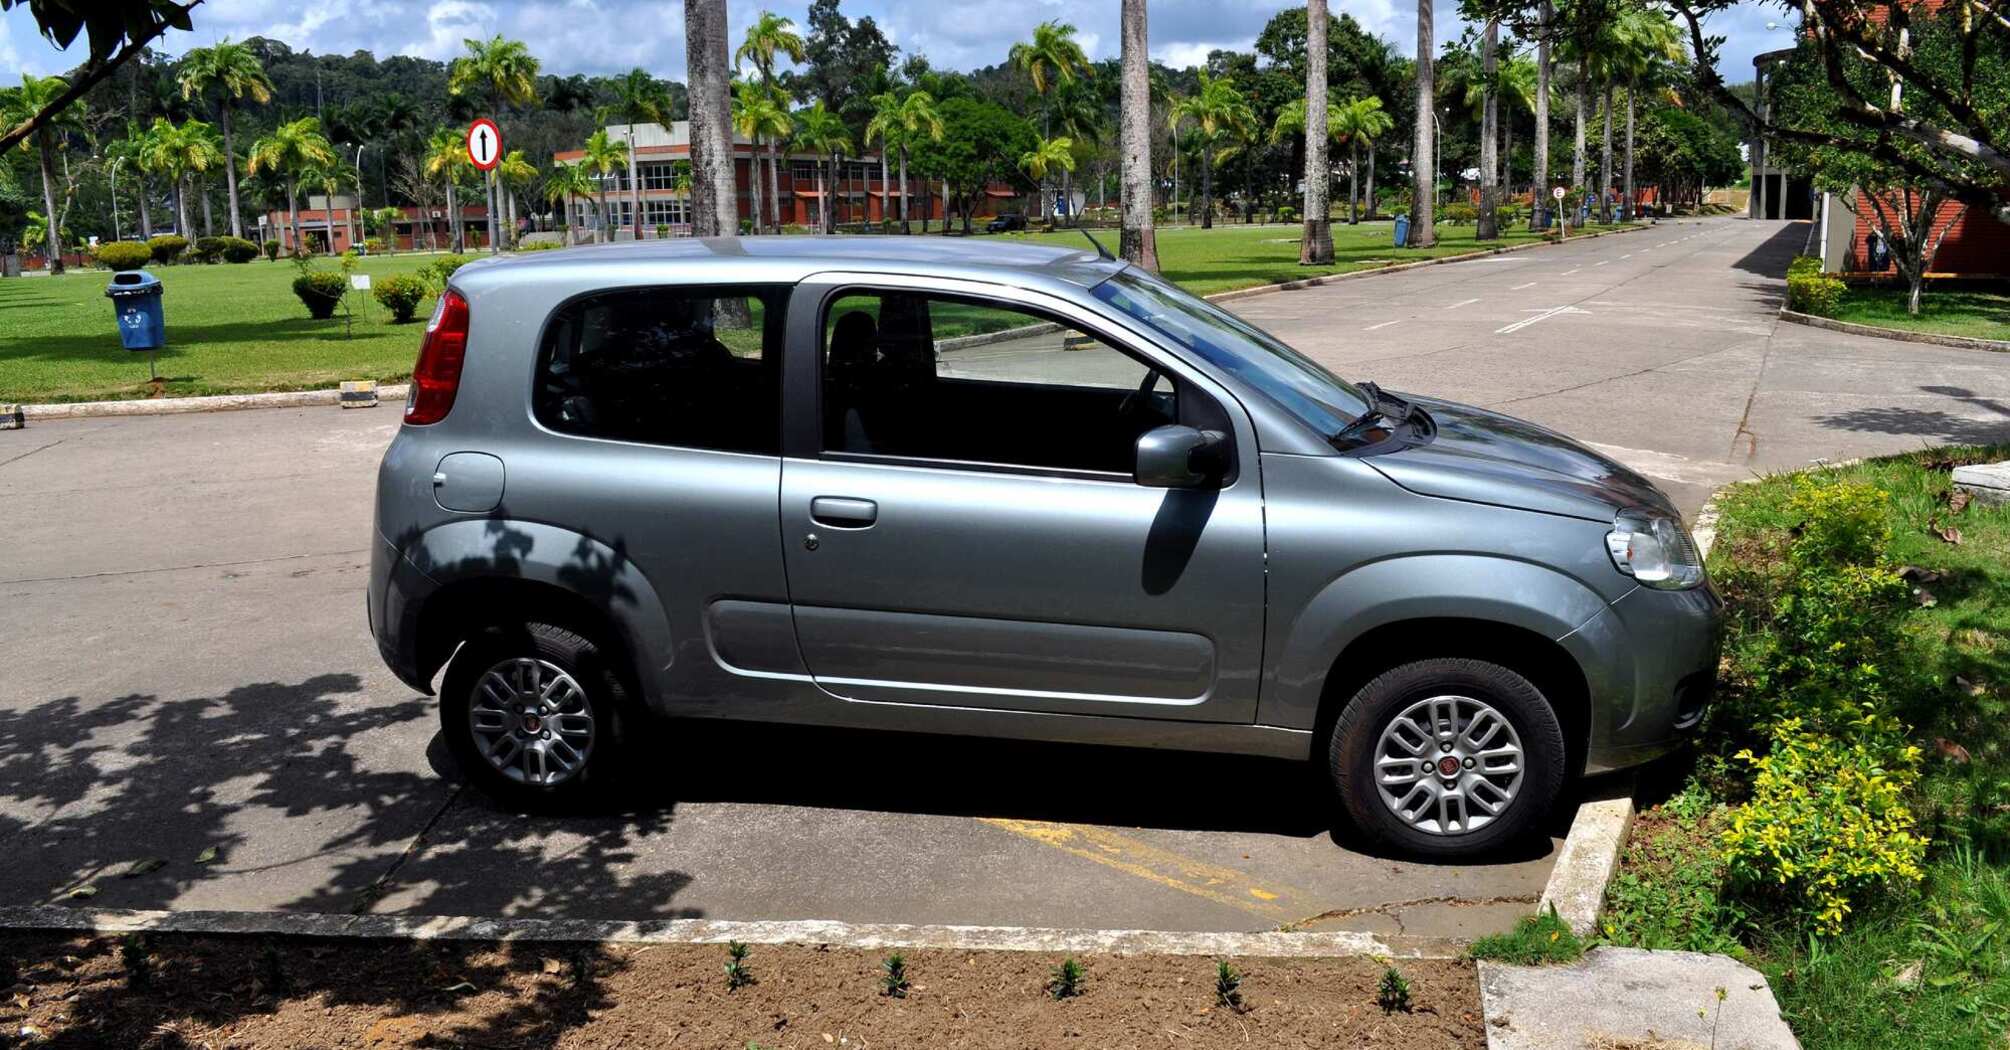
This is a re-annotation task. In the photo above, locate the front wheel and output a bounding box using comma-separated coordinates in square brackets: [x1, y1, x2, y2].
[440, 622, 627, 808]
[1329, 658, 1566, 858]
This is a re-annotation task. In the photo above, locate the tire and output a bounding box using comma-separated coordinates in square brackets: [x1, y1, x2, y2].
[1328, 657, 1566, 858]
[439, 621, 627, 808]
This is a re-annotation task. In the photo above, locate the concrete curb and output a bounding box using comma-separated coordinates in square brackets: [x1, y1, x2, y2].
[1778, 307, 2010, 352]
[1479, 947, 1801, 1049]
[20, 384, 409, 420]
[1535, 786, 1635, 938]
[0, 905, 1455, 959]
[1203, 224, 1652, 304]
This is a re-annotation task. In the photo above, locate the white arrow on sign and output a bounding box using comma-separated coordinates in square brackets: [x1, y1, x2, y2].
[466, 118, 501, 171]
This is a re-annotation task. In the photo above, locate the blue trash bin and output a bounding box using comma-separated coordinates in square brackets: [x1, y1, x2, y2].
[105, 269, 165, 351]
[1393, 213, 1411, 246]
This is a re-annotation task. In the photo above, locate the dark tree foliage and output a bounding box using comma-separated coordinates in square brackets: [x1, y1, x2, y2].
[794, 0, 897, 142]
[907, 96, 1036, 233]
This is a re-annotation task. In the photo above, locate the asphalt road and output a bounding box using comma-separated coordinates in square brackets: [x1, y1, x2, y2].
[2, 217, 2004, 939]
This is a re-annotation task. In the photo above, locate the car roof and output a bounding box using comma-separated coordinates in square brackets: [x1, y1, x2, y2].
[460, 235, 1127, 291]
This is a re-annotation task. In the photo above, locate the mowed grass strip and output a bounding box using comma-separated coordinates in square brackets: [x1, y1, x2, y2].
[0, 222, 1637, 403]
[0, 254, 442, 403]
[1828, 285, 2010, 343]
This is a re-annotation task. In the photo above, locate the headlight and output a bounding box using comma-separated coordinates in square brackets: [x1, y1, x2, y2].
[1605, 510, 1705, 590]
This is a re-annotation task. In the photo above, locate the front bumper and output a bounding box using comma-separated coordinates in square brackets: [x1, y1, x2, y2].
[1561, 580, 1724, 775]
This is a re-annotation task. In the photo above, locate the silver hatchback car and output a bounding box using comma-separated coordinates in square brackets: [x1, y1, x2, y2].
[370, 237, 1720, 857]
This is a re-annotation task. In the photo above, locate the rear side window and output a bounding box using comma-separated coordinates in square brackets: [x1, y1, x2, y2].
[534, 286, 788, 454]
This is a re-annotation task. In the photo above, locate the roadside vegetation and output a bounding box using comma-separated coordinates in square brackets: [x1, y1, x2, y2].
[1600, 446, 2010, 1049]
[1826, 286, 2010, 343]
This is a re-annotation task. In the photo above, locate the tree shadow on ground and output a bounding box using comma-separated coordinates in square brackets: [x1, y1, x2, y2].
[1815, 385, 2010, 445]
[0, 318, 397, 367]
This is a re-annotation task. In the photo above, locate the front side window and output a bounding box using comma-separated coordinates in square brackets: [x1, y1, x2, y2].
[535, 286, 787, 454]
[1092, 268, 1369, 440]
[820, 290, 1179, 474]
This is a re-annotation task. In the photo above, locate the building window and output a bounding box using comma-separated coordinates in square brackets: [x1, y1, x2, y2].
[644, 198, 689, 226]
[641, 162, 681, 191]
[790, 161, 817, 183]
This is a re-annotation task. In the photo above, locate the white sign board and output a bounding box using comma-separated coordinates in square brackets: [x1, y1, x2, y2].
[350, 273, 372, 290]
[466, 118, 502, 171]
[1551, 186, 1567, 200]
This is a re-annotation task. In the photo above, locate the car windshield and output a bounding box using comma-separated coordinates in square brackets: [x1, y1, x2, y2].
[1091, 268, 1370, 438]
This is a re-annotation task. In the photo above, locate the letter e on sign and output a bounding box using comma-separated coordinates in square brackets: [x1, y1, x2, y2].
[467, 118, 502, 172]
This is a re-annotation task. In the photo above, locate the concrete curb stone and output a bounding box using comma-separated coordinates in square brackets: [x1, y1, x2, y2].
[1953, 461, 2010, 507]
[1479, 946, 1800, 1049]
[1777, 308, 2010, 352]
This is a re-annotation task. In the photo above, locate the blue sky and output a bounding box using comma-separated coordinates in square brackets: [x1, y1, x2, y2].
[2, 0, 1792, 85]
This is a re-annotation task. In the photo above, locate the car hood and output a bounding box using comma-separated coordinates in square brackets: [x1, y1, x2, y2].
[1365, 395, 1678, 522]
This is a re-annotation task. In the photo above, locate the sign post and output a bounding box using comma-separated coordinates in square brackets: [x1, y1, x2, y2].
[1551, 186, 1568, 240]
[467, 119, 502, 253]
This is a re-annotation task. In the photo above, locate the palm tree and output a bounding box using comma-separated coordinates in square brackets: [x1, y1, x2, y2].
[177, 40, 272, 239]
[1477, 19, 1502, 239]
[736, 12, 806, 235]
[1496, 53, 1538, 204]
[1300, 0, 1333, 263]
[297, 161, 348, 252]
[892, 91, 944, 233]
[3, 74, 75, 273]
[1272, 96, 1346, 221]
[544, 162, 596, 244]
[142, 118, 225, 243]
[863, 89, 902, 230]
[448, 36, 541, 252]
[1613, 8, 1685, 218]
[1166, 71, 1253, 230]
[579, 128, 627, 241]
[1019, 136, 1077, 191]
[732, 81, 792, 233]
[611, 67, 673, 239]
[1408, 0, 1437, 247]
[1534, 0, 1554, 229]
[422, 127, 475, 251]
[1331, 97, 1393, 224]
[791, 101, 851, 234]
[684, 0, 737, 238]
[1009, 21, 1091, 221]
[496, 148, 536, 242]
[1118, 0, 1157, 268]
[246, 116, 338, 255]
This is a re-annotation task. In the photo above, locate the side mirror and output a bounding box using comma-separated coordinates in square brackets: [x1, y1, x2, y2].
[1134, 425, 1229, 488]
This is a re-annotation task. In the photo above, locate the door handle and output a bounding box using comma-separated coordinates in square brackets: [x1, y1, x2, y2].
[810, 496, 878, 528]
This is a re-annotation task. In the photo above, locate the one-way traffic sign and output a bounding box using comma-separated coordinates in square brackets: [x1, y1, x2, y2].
[466, 118, 501, 171]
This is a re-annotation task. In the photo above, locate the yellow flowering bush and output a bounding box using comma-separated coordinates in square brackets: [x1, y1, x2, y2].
[1722, 717, 1927, 933]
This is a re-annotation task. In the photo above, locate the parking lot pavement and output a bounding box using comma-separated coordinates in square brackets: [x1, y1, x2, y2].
[2, 218, 2005, 937]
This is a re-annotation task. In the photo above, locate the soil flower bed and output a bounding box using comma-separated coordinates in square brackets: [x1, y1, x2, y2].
[0, 931, 1484, 1048]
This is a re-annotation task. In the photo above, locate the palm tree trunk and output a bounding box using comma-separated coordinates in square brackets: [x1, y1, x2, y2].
[1478, 19, 1500, 241]
[766, 143, 780, 232]
[287, 176, 303, 254]
[1534, 0, 1552, 229]
[1571, 62, 1587, 193]
[138, 174, 153, 239]
[817, 162, 828, 234]
[220, 103, 244, 238]
[35, 137, 63, 274]
[201, 177, 215, 237]
[1365, 143, 1376, 218]
[1119, 0, 1159, 269]
[1599, 78, 1614, 222]
[878, 149, 889, 229]
[1349, 139, 1361, 224]
[1300, 0, 1333, 263]
[595, 184, 607, 244]
[1409, 0, 1437, 247]
[627, 132, 643, 240]
[1623, 78, 1637, 219]
[747, 140, 764, 232]
[898, 146, 911, 234]
[1503, 113, 1513, 204]
[684, 0, 737, 238]
[175, 177, 190, 242]
[447, 179, 462, 252]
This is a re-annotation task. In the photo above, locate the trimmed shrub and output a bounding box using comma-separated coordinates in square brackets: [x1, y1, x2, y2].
[1787, 254, 1824, 278]
[1276, 205, 1299, 223]
[147, 234, 188, 264]
[1722, 717, 1926, 933]
[192, 236, 226, 263]
[291, 270, 349, 319]
[1441, 202, 1479, 225]
[363, 238, 386, 254]
[512, 239, 561, 252]
[262, 240, 281, 260]
[418, 253, 476, 296]
[93, 240, 154, 271]
[655, 224, 670, 239]
[1786, 271, 1845, 317]
[220, 236, 259, 263]
[371, 273, 429, 322]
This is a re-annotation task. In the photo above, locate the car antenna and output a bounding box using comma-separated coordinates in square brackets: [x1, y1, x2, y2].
[1079, 228, 1115, 261]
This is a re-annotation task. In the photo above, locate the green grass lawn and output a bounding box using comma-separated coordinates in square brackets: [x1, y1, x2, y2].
[1830, 286, 2010, 343]
[0, 222, 1636, 403]
[1605, 446, 2010, 1048]
[0, 254, 445, 403]
[995, 219, 1636, 296]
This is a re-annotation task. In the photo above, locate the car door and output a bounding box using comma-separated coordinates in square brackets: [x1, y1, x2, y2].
[778, 273, 1266, 723]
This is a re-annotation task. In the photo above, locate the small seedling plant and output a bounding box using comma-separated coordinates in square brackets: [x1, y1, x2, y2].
[724, 941, 755, 990]
[880, 952, 910, 998]
[1214, 960, 1244, 1011]
[1376, 965, 1412, 1014]
[1048, 957, 1085, 1000]
[120, 933, 153, 989]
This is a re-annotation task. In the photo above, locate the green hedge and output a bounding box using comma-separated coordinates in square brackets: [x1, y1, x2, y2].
[291, 270, 349, 319]
[93, 241, 154, 271]
[371, 273, 429, 322]
[147, 234, 188, 264]
[220, 236, 259, 263]
[1787, 271, 1845, 316]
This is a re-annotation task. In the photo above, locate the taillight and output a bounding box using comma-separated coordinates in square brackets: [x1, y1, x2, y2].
[405, 289, 469, 425]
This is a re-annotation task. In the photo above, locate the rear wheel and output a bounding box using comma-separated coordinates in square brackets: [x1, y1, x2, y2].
[440, 622, 626, 807]
[1329, 658, 1566, 857]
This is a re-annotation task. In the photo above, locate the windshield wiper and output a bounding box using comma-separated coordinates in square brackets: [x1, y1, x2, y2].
[1332, 381, 1411, 444]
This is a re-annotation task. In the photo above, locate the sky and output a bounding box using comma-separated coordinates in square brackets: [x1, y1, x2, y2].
[1, 0, 1791, 86]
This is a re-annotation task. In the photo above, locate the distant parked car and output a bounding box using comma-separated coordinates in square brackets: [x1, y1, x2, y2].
[986, 213, 1027, 233]
[371, 236, 1721, 858]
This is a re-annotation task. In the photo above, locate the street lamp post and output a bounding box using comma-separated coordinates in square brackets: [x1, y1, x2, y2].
[108, 156, 125, 242]
[353, 143, 368, 250]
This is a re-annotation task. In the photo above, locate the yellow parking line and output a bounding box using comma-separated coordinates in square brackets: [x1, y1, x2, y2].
[977, 817, 1313, 921]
